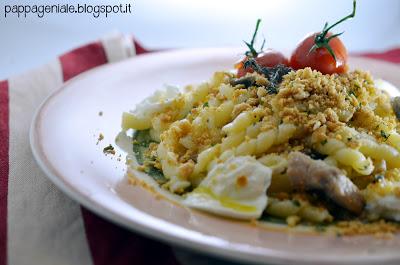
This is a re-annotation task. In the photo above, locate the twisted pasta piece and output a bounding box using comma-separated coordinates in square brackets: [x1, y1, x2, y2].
[266, 198, 333, 224]
[358, 138, 400, 169]
[387, 132, 400, 152]
[316, 139, 374, 175]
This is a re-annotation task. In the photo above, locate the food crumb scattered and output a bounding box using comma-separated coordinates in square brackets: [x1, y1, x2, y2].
[103, 144, 116, 155]
[96, 133, 104, 145]
[335, 219, 400, 236]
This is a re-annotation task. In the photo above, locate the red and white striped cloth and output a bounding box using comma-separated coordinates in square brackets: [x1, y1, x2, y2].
[0, 34, 183, 265]
[0, 34, 399, 265]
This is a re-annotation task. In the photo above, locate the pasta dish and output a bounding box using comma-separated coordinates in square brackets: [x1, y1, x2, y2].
[119, 1, 400, 232]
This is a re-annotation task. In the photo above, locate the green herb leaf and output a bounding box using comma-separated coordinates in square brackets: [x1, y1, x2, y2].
[132, 130, 154, 164]
[145, 166, 168, 184]
[243, 59, 292, 94]
[132, 130, 168, 184]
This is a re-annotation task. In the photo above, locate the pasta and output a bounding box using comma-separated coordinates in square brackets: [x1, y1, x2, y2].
[122, 63, 400, 231]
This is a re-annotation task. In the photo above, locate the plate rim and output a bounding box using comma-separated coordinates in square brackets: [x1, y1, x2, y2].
[30, 47, 400, 265]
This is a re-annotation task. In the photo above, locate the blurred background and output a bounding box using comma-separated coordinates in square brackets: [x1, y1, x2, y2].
[0, 0, 399, 80]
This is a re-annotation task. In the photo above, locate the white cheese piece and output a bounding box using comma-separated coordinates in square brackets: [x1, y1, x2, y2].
[184, 156, 272, 220]
[131, 85, 180, 120]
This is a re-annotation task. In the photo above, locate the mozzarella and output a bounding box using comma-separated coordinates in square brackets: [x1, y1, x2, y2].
[131, 85, 180, 120]
[184, 156, 272, 220]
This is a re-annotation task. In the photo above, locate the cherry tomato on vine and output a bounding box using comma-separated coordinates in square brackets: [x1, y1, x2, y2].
[290, 0, 356, 75]
[290, 32, 348, 75]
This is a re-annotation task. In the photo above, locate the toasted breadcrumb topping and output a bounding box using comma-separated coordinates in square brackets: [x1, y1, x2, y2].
[127, 66, 400, 234]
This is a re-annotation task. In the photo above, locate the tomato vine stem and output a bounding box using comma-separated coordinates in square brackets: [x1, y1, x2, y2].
[244, 19, 264, 58]
[309, 0, 356, 61]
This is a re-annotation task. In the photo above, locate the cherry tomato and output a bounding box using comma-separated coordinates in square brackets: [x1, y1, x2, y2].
[290, 32, 348, 75]
[236, 49, 289, 77]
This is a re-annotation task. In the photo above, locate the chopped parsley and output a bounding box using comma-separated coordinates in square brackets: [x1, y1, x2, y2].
[203, 102, 209, 108]
[321, 139, 328, 145]
[380, 130, 390, 141]
[348, 90, 357, 98]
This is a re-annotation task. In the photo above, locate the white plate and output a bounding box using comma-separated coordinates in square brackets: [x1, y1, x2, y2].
[30, 48, 400, 265]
